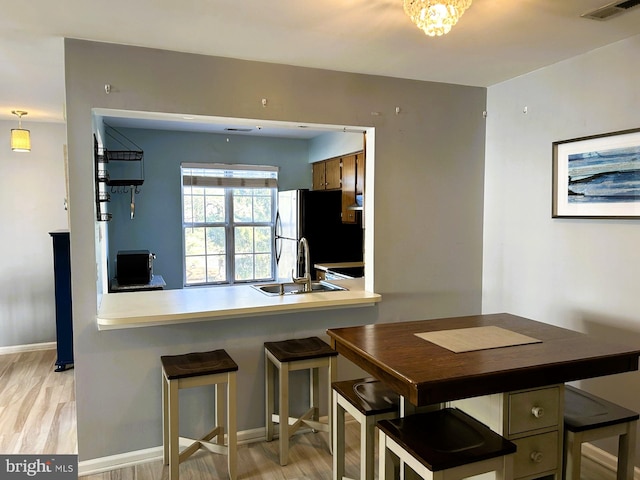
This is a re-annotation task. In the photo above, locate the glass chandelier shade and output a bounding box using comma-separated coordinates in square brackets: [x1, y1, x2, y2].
[403, 0, 472, 37]
[11, 110, 31, 152]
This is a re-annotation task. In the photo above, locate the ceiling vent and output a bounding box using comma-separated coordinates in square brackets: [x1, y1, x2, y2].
[224, 127, 253, 132]
[581, 0, 640, 20]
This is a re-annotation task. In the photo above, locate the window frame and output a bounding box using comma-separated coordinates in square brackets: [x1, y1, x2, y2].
[181, 163, 278, 287]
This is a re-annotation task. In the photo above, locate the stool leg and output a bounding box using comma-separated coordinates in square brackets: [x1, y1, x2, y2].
[378, 430, 395, 480]
[162, 371, 169, 465]
[215, 383, 224, 446]
[496, 453, 514, 480]
[362, 416, 376, 480]
[168, 378, 180, 480]
[310, 367, 319, 423]
[279, 360, 290, 466]
[564, 430, 582, 480]
[328, 355, 337, 454]
[617, 420, 637, 480]
[333, 390, 345, 480]
[265, 351, 275, 442]
[227, 371, 238, 480]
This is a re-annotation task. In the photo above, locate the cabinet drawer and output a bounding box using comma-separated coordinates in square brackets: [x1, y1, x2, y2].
[509, 387, 560, 435]
[512, 431, 558, 478]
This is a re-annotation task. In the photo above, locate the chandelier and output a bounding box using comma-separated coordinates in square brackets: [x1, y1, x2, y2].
[403, 0, 472, 37]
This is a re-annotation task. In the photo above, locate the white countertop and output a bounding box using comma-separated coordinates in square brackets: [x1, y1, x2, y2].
[97, 278, 380, 330]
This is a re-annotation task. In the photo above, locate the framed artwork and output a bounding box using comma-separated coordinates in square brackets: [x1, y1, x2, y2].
[552, 128, 640, 218]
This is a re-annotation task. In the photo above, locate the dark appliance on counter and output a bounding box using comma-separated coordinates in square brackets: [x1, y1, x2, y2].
[116, 250, 155, 285]
[276, 189, 363, 279]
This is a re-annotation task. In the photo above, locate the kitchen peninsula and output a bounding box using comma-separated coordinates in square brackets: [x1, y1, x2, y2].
[97, 277, 380, 330]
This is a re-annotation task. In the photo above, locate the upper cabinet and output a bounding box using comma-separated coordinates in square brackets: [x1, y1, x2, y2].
[341, 152, 365, 224]
[312, 157, 342, 190]
[312, 151, 365, 224]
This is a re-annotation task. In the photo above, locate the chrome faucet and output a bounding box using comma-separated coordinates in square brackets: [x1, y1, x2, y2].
[292, 237, 312, 292]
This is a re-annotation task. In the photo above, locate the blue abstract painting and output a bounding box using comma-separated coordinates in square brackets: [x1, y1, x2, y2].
[567, 145, 640, 204]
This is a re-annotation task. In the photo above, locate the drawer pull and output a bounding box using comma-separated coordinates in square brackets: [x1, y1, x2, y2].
[530, 451, 544, 463]
[531, 406, 545, 418]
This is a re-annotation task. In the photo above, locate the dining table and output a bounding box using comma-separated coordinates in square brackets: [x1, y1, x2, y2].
[326, 313, 640, 479]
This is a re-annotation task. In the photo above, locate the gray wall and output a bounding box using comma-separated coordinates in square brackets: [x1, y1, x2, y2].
[0, 120, 68, 348]
[483, 34, 640, 460]
[105, 128, 312, 289]
[65, 39, 486, 461]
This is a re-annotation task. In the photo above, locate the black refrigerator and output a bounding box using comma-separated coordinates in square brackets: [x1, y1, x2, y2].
[275, 189, 363, 280]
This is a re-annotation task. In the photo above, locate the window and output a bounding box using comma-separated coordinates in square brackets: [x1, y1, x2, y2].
[181, 163, 278, 286]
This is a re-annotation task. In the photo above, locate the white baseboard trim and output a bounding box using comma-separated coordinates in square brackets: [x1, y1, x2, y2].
[78, 426, 266, 476]
[0, 342, 56, 355]
[582, 442, 640, 480]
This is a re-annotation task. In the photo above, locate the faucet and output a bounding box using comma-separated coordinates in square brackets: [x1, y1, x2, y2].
[292, 237, 312, 292]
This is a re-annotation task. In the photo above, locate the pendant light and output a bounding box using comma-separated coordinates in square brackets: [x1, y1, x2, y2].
[11, 110, 31, 152]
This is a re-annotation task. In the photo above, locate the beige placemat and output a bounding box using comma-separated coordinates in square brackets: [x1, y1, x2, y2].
[415, 325, 541, 353]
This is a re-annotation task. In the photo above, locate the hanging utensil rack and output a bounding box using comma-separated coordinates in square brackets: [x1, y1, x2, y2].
[94, 125, 144, 221]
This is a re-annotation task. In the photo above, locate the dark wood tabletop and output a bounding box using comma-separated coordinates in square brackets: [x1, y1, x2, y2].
[327, 313, 640, 406]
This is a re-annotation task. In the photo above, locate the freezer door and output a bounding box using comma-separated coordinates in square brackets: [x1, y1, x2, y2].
[275, 190, 301, 279]
[277, 190, 300, 241]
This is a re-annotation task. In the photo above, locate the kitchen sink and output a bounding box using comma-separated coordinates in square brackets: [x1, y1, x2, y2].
[252, 280, 347, 296]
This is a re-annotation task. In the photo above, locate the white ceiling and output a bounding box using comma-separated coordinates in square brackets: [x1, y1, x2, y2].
[2, 0, 640, 127]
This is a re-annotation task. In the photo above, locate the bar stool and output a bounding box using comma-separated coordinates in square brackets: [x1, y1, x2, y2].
[378, 408, 516, 480]
[161, 349, 238, 480]
[265, 336, 338, 466]
[332, 377, 400, 480]
[563, 385, 638, 480]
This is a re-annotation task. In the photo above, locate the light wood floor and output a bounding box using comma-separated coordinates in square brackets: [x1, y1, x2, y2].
[0, 348, 614, 479]
[0, 349, 76, 454]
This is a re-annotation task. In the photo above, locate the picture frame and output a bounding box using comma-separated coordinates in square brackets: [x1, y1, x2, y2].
[552, 127, 640, 218]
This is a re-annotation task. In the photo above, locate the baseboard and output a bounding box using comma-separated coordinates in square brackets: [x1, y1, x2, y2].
[0, 341, 56, 355]
[78, 426, 266, 476]
[582, 442, 640, 480]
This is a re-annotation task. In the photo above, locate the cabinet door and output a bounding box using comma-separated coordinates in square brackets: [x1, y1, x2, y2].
[356, 153, 365, 194]
[312, 162, 326, 190]
[324, 157, 342, 190]
[341, 154, 357, 223]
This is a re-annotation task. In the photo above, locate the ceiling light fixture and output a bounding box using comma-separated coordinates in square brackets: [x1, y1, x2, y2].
[11, 110, 31, 152]
[403, 0, 472, 37]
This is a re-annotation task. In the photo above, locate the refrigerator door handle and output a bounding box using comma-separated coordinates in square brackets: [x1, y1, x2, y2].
[275, 212, 282, 264]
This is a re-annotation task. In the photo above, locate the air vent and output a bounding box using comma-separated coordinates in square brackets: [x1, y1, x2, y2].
[224, 127, 253, 132]
[582, 0, 640, 20]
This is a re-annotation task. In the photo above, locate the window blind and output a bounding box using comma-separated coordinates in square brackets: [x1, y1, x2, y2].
[181, 163, 278, 188]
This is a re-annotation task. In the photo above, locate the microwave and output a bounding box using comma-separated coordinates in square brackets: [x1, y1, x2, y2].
[116, 250, 154, 285]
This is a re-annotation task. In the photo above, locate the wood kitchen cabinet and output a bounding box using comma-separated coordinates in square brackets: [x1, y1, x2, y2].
[312, 151, 365, 223]
[341, 151, 364, 224]
[312, 157, 341, 190]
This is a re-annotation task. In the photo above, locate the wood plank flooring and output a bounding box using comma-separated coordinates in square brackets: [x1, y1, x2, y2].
[0, 349, 76, 455]
[0, 348, 614, 479]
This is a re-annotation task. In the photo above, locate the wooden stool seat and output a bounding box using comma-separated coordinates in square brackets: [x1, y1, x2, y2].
[563, 385, 638, 480]
[162, 349, 238, 480]
[333, 378, 399, 480]
[265, 336, 338, 362]
[162, 350, 238, 379]
[378, 408, 516, 479]
[265, 337, 338, 466]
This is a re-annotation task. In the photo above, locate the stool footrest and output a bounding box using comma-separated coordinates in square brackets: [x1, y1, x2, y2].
[178, 436, 230, 462]
[272, 409, 330, 437]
